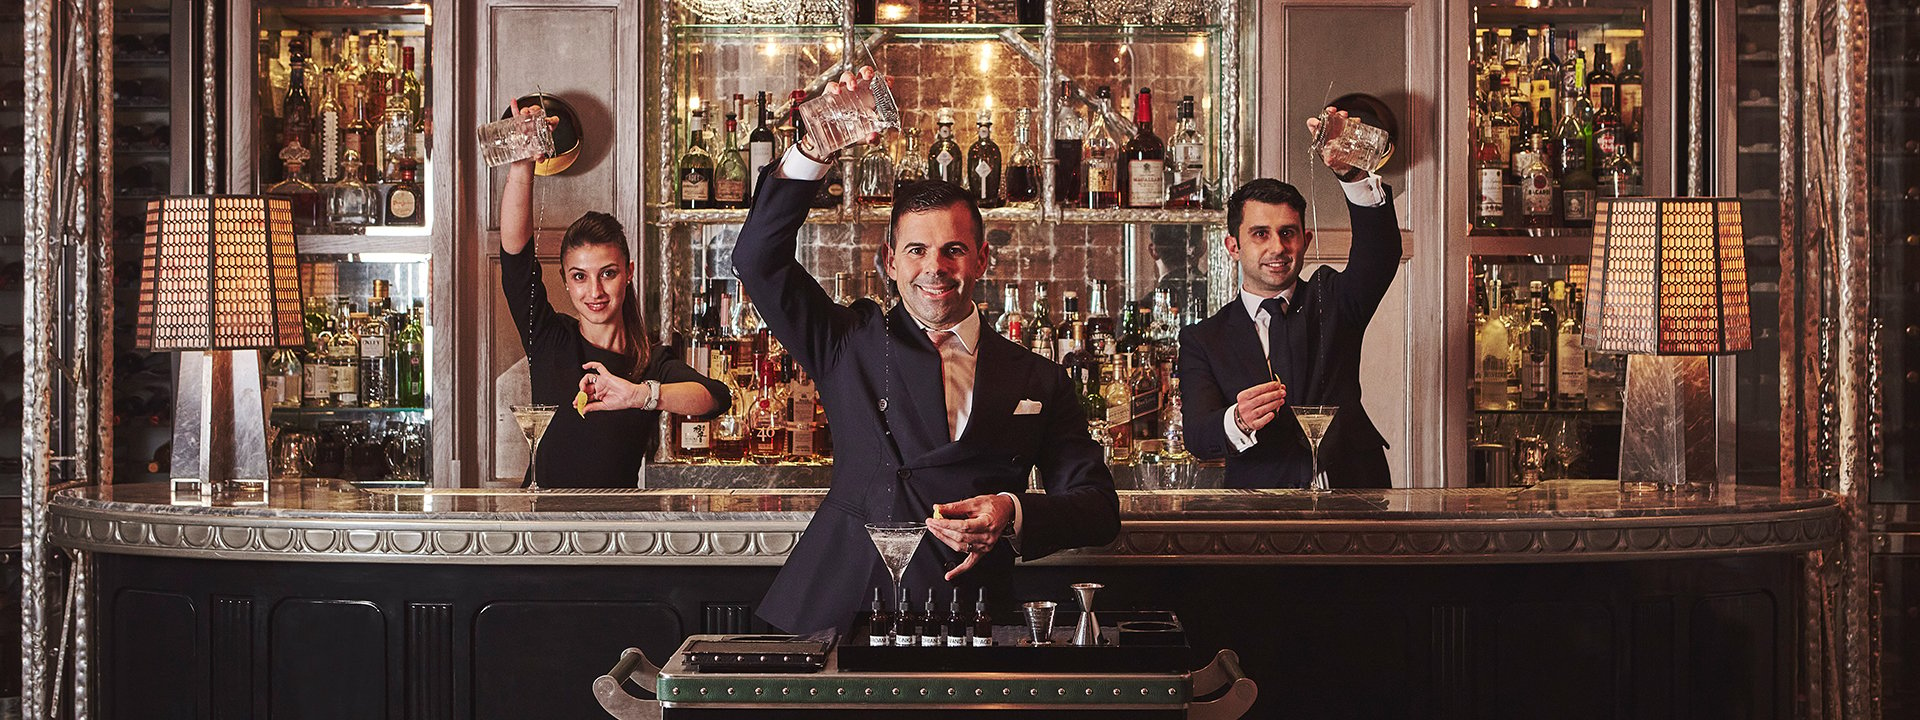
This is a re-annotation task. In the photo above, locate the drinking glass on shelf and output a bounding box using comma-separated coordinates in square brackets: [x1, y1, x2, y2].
[1308, 111, 1391, 174]
[795, 59, 899, 157]
[1547, 416, 1584, 479]
[477, 105, 555, 168]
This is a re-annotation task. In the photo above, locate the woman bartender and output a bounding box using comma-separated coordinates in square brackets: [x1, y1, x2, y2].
[499, 105, 728, 487]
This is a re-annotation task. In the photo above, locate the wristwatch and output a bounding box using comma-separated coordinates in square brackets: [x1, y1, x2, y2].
[643, 380, 661, 411]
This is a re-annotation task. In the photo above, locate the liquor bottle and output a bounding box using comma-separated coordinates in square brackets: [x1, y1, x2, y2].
[1165, 96, 1206, 208]
[869, 587, 891, 647]
[1501, 26, 1527, 75]
[894, 128, 927, 194]
[1085, 280, 1115, 353]
[832, 272, 855, 305]
[1101, 355, 1134, 462]
[857, 138, 895, 206]
[749, 361, 787, 464]
[398, 47, 424, 133]
[303, 297, 336, 408]
[330, 304, 362, 408]
[1555, 96, 1596, 228]
[1129, 347, 1164, 442]
[1082, 86, 1120, 209]
[267, 147, 326, 233]
[675, 344, 714, 461]
[731, 93, 751, 175]
[1052, 80, 1086, 208]
[921, 589, 943, 647]
[1600, 140, 1640, 198]
[1121, 87, 1165, 208]
[967, 108, 1003, 208]
[364, 32, 394, 120]
[678, 103, 714, 209]
[1028, 281, 1056, 358]
[397, 306, 425, 407]
[1509, 96, 1545, 179]
[1591, 86, 1624, 178]
[326, 150, 378, 230]
[1473, 275, 1514, 410]
[1518, 281, 1553, 409]
[749, 91, 778, 198]
[385, 165, 423, 226]
[784, 357, 820, 463]
[891, 586, 916, 647]
[713, 113, 748, 208]
[1005, 108, 1038, 203]
[258, 32, 285, 154]
[813, 148, 847, 210]
[1555, 286, 1587, 409]
[1561, 38, 1593, 124]
[341, 80, 374, 179]
[265, 348, 304, 408]
[1146, 289, 1179, 383]
[1474, 124, 1507, 229]
[970, 588, 992, 646]
[1530, 26, 1559, 111]
[863, 270, 890, 309]
[1586, 43, 1616, 118]
[1486, 77, 1519, 177]
[1617, 40, 1643, 143]
[282, 52, 314, 154]
[945, 588, 968, 647]
[709, 355, 749, 463]
[358, 306, 393, 408]
[1054, 291, 1083, 363]
[927, 107, 964, 185]
[993, 284, 1026, 342]
[1519, 137, 1558, 228]
[315, 70, 344, 183]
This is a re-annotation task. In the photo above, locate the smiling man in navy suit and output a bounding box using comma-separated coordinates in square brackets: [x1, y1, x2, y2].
[735, 69, 1119, 635]
[1178, 108, 1403, 490]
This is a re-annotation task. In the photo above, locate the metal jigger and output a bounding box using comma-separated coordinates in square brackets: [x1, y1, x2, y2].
[1071, 583, 1104, 646]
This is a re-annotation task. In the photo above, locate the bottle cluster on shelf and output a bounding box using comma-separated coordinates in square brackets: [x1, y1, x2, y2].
[1470, 269, 1625, 413]
[270, 415, 428, 484]
[667, 272, 1191, 467]
[264, 279, 426, 411]
[675, 82, 1213, 212]
[1470, 23, 1645, 231]
[866, 586, 993, 648]
[257, 27, 429, 233]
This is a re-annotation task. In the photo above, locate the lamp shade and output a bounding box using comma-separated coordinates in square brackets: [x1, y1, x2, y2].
[1582, 197, 1753, 355]
[134, 195, 305, 351]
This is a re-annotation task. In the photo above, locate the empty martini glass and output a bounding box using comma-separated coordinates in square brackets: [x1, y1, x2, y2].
[1292, 405, 1339, 493]
[865, 522, 927, 605]
[511, 403, 558, 490]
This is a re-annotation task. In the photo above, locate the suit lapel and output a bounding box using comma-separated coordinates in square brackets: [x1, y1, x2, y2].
[1221, 303, 1270, 391]
[958, 332, 1021, 443]
[884, 304, 956, 459]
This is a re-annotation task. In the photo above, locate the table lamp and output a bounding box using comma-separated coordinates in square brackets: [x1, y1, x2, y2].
[134, 196, 305, 493]
[1582, 197, 1752, 491]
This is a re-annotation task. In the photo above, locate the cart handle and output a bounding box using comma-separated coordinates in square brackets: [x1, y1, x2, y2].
[593, 647, 663, 720]
[1188, 649, 1258, 720]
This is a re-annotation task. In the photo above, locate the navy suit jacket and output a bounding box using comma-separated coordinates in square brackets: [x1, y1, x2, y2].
[1178, 188, 1403, 489]
[735, 171, 1120, 634]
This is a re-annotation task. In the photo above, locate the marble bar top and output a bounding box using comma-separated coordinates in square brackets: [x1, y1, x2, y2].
[46, 480, 1844, 566]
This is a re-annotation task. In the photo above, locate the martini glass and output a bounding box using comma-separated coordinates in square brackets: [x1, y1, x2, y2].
[1292, 405, 1339, 493]
[511, 403, 558, 490]
[864, 522, 927, 605]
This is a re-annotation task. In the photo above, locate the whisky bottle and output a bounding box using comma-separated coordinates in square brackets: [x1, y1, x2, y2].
[1005, 108, 1038, 203]
[384, 165, 423, 226]
[1129, 346, 1164, 442]
[927, 107, 964, 185]
[330, 304, 362, 408]
[1518, 281, 1553, 409]
[783, 357, 820, 463]
[713, 113, 748, 208]
[748, 361, 787, 464]
[1052, 80, 1085, 208]
[678, 103, 714, 209]
[1054, 291, 1083, 363]
[967, 108, 1003, 208]
[1617, 41, 1643, 143]
[1084, 279, 1115, 353]
[1164, 96, 1206, 208]
[1082, 87, 1120, 209]
[266, 148, 325, 233]
[1101, 355, 1134, 462]
[1121, 87, 1165, 208]
[1555, 286, 1587, 409]
[1586, 43, 1616, 118]
[282, 49, 314, 155]
[1556, 96, 1595, 228]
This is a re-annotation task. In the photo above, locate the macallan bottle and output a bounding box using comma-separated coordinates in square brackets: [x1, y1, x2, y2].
[891, 586, 916, 646]
[1121, 87, 1165, 208]
[920, 588, 943, 646]
[970, 587, 992, 646]
[869, 587, 891, 647]
[967, 108, 1003, 208]
[945, 588, 968, 647]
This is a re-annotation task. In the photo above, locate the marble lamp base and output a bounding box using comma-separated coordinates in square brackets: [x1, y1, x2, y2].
[170, 349, 271, 496]
[1617, 354, 1718, 492]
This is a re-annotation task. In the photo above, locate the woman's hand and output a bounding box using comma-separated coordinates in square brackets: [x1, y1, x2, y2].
[578, 361, 646, 413]
[507, 100, 560, 172]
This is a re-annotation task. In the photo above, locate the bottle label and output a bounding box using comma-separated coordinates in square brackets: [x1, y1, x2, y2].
[1477, 168, 1505, 218]
[892, 633, 914, 647]
[1106, 400, 1130, 427]
[305, 365, 333, 400]
[333, 365, 358, 395]
[789, 423, 814, 457]
[1131, 389, 1161, 422]
[264, 376, 287, 406]
[1595, 128, 1619, 157]
[936, 149, 955, 180]
[749, 142, 775, 192]
[715, 178, 745, 203]
[681, 170, 710, 202]
[679, 421, 710, 450]
[1521, 360, 1549, 401]
[1127, 160, 1165, 206]
[388, 189, 417, 219]
[920, 632, 940, 647]
[1563, 189, 1595, 222]
[974, 159, 993, 195]
[971, 631, 991, 647]
[1523, 173, 1554, 216]
[1557, 337, 1588, 396]
[1086, 160, 1116, 192]
[360, 336, 387, 358]
[1619, 85, 1642, 117]
[1492, 126, 1515, 162]
[870, 633, 887, 647]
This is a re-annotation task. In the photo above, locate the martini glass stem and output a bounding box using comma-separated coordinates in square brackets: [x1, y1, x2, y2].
[1308, 439, 1324, 492]
[527, 435, 542, 490]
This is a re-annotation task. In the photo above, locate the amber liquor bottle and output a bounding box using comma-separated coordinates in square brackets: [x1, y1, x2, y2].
[869, 587, 891, 647]
[920, 588, 944, 647]
[945, 588, 969, 647]
[891, 586, 917, 646]
[1121, 87, 1165, 208]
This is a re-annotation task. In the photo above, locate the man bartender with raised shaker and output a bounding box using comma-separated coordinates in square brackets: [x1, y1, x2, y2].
[1179, 107, 1403, 489]
[736, 67, 1120, 634]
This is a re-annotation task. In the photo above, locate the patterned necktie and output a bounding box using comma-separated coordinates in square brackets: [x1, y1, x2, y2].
[928, 329, 970, 441]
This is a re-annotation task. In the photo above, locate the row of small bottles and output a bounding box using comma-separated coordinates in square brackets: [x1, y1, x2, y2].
[1470, 24, 1646, 230]
[676, 83, 1212, 211]
[263, 280, 428, 410]
[267, 147, 425, 233]
[1471, 274, 1625, 412]
[259, 28, 428, 211]
[868, 587, 994, 648]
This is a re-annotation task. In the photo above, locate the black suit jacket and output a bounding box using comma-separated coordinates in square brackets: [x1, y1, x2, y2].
[735, 171, 1120, 634]
[1179, 188, 1403, 489]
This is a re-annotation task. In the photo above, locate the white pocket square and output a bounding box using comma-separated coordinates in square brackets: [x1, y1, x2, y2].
[1014, 399, 1044, 415]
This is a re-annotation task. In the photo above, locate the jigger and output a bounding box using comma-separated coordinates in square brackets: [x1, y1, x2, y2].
[1071, 582, 1104, 646]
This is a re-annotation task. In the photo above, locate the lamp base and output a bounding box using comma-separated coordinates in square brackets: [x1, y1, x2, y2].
[1617, 354, 1718, 492]
[170, 350, 271, 496]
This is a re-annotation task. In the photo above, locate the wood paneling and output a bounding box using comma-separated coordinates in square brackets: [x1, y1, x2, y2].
[472, 600, 684, 720]
[109, 589, 200, 720]
[269, 599, 388, 719]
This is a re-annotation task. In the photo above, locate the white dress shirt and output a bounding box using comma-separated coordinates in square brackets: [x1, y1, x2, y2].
[911, 309, 981, 440]
[1222, 172, 1387, 452]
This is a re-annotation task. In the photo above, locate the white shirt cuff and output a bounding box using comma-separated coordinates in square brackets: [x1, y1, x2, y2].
[1339, 172, 1387, 207]
[1224, 405, 1258, 452]
[996, 491, 1024, 554]
[776, 145, 831, 181]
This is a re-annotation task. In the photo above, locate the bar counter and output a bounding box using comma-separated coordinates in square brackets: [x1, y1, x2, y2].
[49, 481, 1842, 719]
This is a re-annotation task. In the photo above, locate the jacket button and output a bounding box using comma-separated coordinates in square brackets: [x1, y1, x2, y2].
[897, 469, 912, 480]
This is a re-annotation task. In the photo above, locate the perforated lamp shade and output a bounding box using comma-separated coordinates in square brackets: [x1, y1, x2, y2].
[134, 196, 305, 351]
[1582, 197, 1754, 356]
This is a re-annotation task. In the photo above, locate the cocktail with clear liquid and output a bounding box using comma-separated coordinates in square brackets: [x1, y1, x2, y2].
[1292, 405, 1338, 493]
[511, 403, 557, 490]
[864, 522, 927, 602]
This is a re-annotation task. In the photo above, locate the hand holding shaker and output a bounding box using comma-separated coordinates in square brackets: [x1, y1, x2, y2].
[478, 102, 555, 168]
[795, 62, 900, 157]
[1309, 108, 1391, 175]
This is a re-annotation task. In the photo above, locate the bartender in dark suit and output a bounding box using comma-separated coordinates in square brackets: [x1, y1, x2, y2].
[1179, 108, 1403, 489]
[736, 68, 1120, 634]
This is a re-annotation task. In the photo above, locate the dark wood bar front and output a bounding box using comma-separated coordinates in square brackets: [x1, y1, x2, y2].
[50, 480, 1839, 718]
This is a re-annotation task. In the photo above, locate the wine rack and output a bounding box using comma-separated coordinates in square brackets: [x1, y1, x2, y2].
[110, 0, 180, 484]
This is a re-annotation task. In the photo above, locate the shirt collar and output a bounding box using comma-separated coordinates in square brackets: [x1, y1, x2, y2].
[912, 306, 982, 356]
[1239, 284, 1298, 323]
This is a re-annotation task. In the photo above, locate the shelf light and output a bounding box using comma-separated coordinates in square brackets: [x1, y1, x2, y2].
[762, 42, 781, 59]
[1190, 37, 1207, 59]
[976, 41, 995, 73]
[877, 2, 909, 22]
